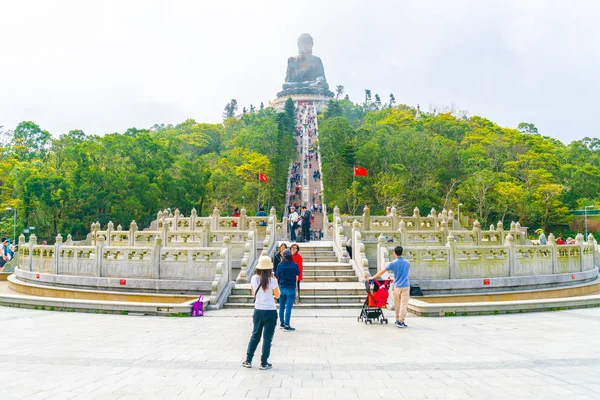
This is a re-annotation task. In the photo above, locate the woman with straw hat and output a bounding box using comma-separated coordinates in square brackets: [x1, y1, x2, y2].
[242, 255, 280, 370]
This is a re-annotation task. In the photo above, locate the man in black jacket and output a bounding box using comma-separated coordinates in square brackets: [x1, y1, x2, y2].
[301, 206, 311, 242]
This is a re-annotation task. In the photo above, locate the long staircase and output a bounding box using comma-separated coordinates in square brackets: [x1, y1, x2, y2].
[224, 102, 366, 308]
[224, 242, 365, 308]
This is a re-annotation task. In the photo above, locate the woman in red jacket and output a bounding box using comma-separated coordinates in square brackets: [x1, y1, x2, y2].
[291, 243, 303, 304]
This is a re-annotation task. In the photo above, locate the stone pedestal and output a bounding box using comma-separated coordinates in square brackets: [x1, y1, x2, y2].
[270, 94, 333, 113]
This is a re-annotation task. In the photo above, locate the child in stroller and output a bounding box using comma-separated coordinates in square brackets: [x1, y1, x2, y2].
[358, 278, 390, 324]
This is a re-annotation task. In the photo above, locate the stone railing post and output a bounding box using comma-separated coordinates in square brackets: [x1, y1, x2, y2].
[90, 222, 97, 246]
[173, 208, 180, 231]
[473, 220, 481, 245]
[211, 207, 220, 232]
[156, 210, 163, 229]
[413, 207, 421, 231]
[576, 233, 585, 272]
[161, 216, 169, 246]
[17, 234, 25, 270]
[497, 221, 504, 245]
[106, 221, 114, 246]
[249, 220, 257, 261]
[363, 205, 371, 231]
[441, 219, 448, 246]
[377, 234, 386, 270]
[547, 233, 557, 274]
[190, 208, 197, 231]
[152, 236, 162, 279]
[96, 235, 105, 277]
[430, 208, 438, 231]
[448, 210, 456, 230]
[223, 235, 232, 280]
[53, 234, 63, 274]
[28, 234, 37, 272]
[505, 233, 516, 276]
[390, 207, 398, 231]
[239, 208, 247, 230]
[129, 220, 138, 246]
[398, 220, 407, 246]
[447, 234, 456, 279]
[351, 220, 360, 258]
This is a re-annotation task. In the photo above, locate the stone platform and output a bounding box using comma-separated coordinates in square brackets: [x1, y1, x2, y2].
[1, 306, 600, 399]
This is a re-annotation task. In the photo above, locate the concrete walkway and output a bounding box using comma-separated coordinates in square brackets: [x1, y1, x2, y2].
[1, 306, 600, 399]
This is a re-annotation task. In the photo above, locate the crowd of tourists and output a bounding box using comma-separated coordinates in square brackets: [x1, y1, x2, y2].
[536, 229, 577, 245]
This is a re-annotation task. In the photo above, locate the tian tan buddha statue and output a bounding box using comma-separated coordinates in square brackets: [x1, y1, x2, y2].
[277, 34, 334, 98]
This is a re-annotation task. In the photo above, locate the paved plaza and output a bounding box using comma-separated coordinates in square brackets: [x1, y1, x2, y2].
[1, 307, 600, 399]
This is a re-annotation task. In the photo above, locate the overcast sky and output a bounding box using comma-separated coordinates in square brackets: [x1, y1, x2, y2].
[1, 0, 598, 143]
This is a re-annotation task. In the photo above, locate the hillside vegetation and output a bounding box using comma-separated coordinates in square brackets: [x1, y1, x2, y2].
[0, 99, 296, 239]
[319, 99, 599, 233]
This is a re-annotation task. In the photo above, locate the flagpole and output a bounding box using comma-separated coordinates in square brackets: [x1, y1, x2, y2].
[257, 172, 260, 213]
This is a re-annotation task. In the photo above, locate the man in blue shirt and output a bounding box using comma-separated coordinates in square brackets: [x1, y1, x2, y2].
[275, 249, 300, 331]
[366, 246, 410, 328]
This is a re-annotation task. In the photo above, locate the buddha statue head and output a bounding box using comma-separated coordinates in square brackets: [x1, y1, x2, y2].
[298, 33, 314, 58]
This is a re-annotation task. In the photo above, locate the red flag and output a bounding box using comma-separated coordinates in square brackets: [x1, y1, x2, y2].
[259, 172, 269, 182]
[354, 166, 368, 177]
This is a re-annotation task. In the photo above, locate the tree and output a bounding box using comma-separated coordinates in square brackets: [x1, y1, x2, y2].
[250, 104, 255, 113]
[222, 99, 238, 120]
[374, 94, 382, 110]
[389, 93, 396, 108]
[344, 94, 350, 101]
[457, 170, 497, 223]
[0, 125, 13, 149]
[531, 184, 569, 229]
[11, 121, 51, 161]
[324, 100, 342, 119]
[517, 122, 538, 135]
[364, 90, 372, 110]
[260, 102, 265, 110]
[335, 85, 344, 100]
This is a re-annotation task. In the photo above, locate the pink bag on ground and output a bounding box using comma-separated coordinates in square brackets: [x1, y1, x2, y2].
[192, 295, 204, 317]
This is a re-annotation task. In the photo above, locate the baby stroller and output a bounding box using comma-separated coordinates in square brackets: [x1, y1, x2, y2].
[358, 279, 390, 325]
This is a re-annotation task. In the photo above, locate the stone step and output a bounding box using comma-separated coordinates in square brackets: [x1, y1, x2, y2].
[299, 256, 338, 262]
[295, 247, 334, 251]
[302, 276, 359, 283]
[227, 294, 365, 304]
[303, 262, 351, 268]
[302, 264, 354, 271]
[231, 288, 366, 296]
[303, 270, 356, 277]
[223, 302, 364, 309]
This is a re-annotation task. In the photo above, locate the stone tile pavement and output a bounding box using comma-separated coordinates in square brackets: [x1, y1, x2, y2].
[1, 306, 600, 399]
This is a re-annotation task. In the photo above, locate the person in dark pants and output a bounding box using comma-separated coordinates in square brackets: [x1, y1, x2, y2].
[275, 249, 300, 331]
[242, 255, 280, 370]
[301, 206, 311, 242]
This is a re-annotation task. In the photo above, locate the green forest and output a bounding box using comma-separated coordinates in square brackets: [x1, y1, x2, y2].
[0, 99, 297, 240]
[1, 95, 598, 241]
[319, 99, 600, 236]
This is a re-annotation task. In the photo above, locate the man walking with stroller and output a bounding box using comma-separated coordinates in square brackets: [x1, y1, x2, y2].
[365, 246, 410, 328]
